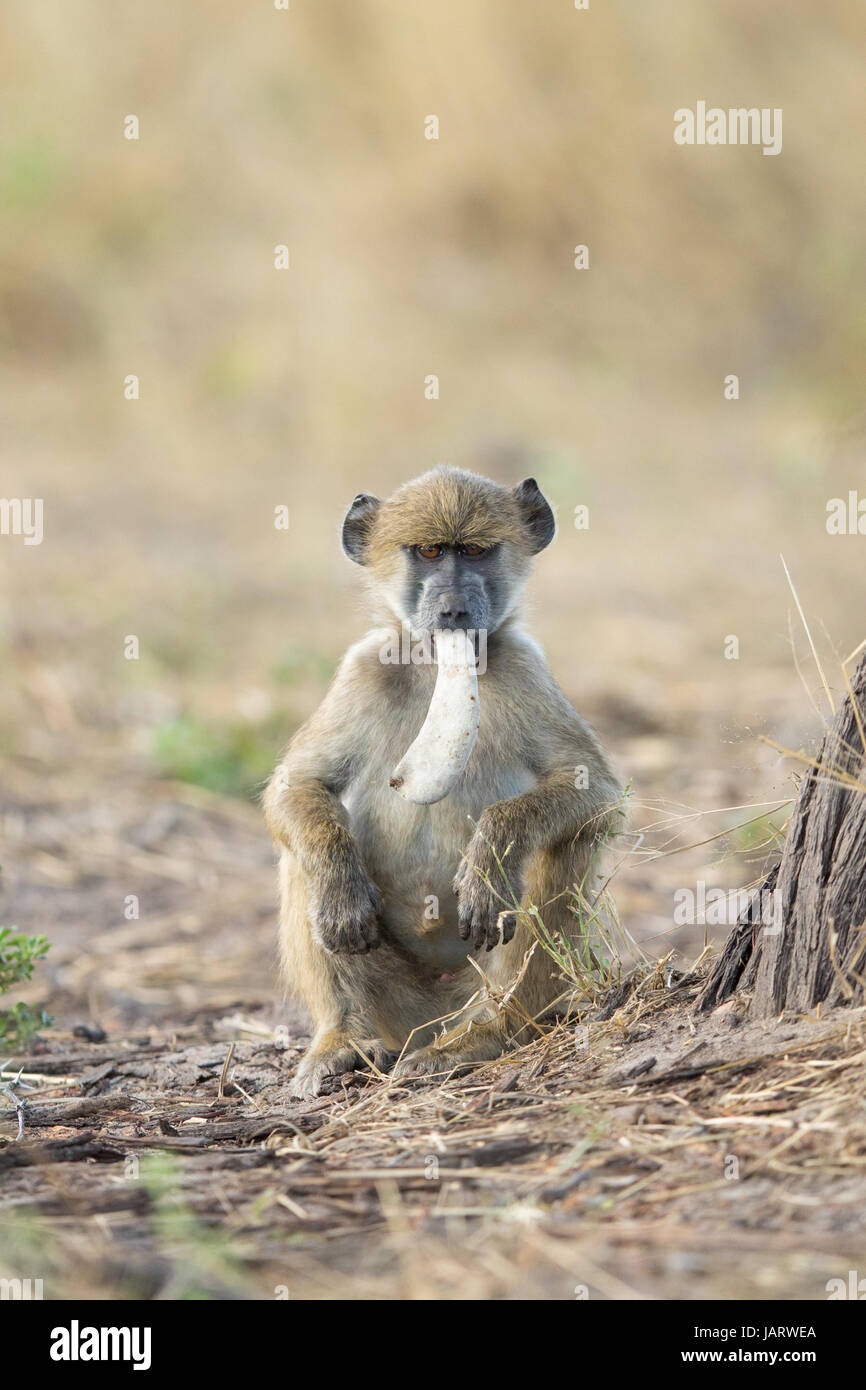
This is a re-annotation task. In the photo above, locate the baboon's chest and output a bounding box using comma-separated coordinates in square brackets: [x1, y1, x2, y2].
[341, 732, 535, 963]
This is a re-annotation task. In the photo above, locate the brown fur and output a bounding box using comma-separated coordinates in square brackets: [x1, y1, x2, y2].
[365, 468, 529, 563]
[263, 468, 622, 1097]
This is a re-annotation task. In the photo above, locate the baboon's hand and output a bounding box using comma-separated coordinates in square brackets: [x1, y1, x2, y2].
[308, 868, 383, 955]
[453, 820, 521, 952]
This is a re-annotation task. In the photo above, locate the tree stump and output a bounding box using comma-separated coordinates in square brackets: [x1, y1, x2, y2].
[698, 653, 866, 1017]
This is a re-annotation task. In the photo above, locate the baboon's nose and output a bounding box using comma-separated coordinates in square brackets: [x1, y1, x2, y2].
[436, 603, 472, 629]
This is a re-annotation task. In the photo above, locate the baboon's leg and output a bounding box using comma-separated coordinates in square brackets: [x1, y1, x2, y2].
[393, 842, 595, 1078]
[279, 855, 443, 1096]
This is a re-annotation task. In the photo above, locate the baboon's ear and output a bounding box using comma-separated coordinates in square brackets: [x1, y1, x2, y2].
[513, 478, 555, 554]
[342, 492, 381, 565]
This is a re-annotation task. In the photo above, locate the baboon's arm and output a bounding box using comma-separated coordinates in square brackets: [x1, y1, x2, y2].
[263, 663, 382, 954]
[455, 670, 622, 950]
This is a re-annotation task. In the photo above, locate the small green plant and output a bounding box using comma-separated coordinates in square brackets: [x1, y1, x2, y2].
[730, 808, 787, 854]
[0, 929, 52, 1048]
[151, 714, 286, 800]
[140, 1152, 251, 1298]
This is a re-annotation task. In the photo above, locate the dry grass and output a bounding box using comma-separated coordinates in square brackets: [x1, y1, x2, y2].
[3, 956, 866, 1300]
[2, 0, 866, 1301]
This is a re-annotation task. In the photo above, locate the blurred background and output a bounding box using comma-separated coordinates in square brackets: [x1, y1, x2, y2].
[1, 0, 864, 1032]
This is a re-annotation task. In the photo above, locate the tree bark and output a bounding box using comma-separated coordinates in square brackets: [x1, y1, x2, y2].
[698, 654, 866, 1018]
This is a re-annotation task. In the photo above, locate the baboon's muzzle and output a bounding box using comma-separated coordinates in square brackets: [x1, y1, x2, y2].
[418, 584, 489, 633]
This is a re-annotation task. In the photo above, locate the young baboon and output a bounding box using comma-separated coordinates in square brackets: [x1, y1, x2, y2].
[264, 467, 622, 1097]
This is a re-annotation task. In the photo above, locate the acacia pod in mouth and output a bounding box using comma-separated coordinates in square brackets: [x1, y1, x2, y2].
[389, 629, 480, 804]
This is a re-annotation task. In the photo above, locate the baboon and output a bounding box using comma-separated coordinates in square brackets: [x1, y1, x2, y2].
[264, 467, 622, 1097]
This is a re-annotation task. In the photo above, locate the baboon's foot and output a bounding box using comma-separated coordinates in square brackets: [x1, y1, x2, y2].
[392, 1022, 506, 1083]
[291, 1033, 395, 1099]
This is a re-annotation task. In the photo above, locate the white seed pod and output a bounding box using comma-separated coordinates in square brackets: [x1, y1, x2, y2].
[389, 630, 480, 804]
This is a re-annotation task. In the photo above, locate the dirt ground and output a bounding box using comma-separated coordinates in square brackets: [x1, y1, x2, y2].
[3, 0, 866, 1302]
[3, 742, 866, 1301]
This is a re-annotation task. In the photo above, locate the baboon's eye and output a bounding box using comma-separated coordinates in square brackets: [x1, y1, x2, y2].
[417, 543, 445, 560]
[460, 543, 487, 558]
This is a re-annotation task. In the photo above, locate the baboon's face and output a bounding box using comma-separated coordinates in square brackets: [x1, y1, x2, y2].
[341, 469, 555, 636]
[398, 540, 508, 634]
